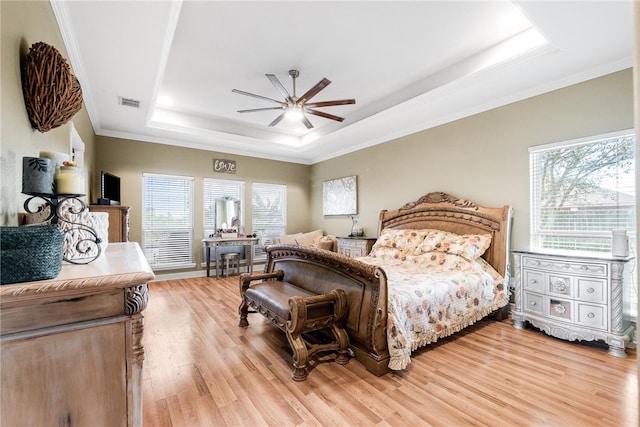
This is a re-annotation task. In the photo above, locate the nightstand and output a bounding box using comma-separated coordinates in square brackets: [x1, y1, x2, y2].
[511, 249, 635, 357]
[337, 237, 376, 258]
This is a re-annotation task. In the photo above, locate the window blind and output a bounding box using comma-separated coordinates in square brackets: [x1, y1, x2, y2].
[142, 173, 195, 270]
[252, 182, 286, 259]
[203, 178, 245, 237]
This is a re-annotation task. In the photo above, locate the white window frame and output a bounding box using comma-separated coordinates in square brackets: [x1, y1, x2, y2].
[141, 173, 195, 270]
[252, 182, 286, 259]
[529, 129, 636, 320]
[529, 130, 635, 252]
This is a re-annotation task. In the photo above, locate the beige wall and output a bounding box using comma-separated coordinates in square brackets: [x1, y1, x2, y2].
[311, 69, 634, 252]
[1, 1, 96, 225]
[94, 136, 312, 267]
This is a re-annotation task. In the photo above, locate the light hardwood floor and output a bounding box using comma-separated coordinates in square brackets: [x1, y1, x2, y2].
[143, 277, 638, 427]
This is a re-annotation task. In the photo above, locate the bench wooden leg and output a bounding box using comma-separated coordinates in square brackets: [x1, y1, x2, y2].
[332, 323, 350, 365]
[286, 330, 310, 381]
[287, 289, 350, 381]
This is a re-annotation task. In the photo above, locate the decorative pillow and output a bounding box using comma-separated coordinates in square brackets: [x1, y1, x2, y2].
[415, 230, 492, 260]
[315, 235, 334, 251]
[277, 233, 302, 244]
[370, 246, 407, 261]
[371, 229, 430, 255]
[295, 229, 324, 246]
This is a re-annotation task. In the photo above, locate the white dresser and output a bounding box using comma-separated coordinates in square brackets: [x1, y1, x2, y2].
[511, 249, 635, 357]
[337, 237, 376, 258]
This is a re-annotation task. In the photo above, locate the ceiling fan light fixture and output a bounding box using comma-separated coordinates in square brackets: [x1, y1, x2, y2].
[285, 105, 304, 121]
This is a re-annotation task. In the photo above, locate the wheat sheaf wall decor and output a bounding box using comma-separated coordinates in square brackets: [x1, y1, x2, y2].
[21, 42, 83, 133]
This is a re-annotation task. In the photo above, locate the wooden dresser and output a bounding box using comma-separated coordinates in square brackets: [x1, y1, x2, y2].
[511, 249, 635, 357]
[0, 243, 154, 426]
[337, 236, 376, 258]
[90, 205, 130, 242]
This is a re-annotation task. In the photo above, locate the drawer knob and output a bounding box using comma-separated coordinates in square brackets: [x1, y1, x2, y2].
[530, 301, 537, 307]
[581, 266, 589, 271]
[553, 304, 567, 314]
[530, 279, 538, 284]
[550, 278, 567, 292]
[587, 287, 595, 294]
[587, 312, 595, 319]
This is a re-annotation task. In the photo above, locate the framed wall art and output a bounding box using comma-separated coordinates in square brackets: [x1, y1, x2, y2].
[323, 175, 357, 215]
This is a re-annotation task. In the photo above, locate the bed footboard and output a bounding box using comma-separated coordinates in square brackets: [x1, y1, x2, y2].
[263, 244, 391, 375]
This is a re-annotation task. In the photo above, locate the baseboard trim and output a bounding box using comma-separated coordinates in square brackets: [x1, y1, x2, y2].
[152, 262, 266, 282]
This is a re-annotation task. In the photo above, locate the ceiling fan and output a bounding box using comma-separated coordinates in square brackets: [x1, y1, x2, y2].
[232, 70, 355, 129]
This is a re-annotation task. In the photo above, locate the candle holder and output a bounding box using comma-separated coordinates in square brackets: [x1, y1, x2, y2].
[23, 192, 102, 264]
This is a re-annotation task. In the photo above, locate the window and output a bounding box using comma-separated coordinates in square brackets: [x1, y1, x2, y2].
[252, 182, 286, 259]
[529, 130, 636, 319]
[530, 130, 635, 252]
[203, 178, 245, 237]
[142, 173, 195, 270]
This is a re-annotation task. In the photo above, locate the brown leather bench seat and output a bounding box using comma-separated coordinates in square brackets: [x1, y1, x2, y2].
[239, 272, 350, 381]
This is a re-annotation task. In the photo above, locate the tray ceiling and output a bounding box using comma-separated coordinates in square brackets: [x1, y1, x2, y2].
[52, 1, 634, 164]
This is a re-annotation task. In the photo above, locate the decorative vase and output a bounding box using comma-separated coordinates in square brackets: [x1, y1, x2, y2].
[350, 218, 363, 237]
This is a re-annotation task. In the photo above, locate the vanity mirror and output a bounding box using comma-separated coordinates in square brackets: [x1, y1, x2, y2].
[215, 197, 241, 231]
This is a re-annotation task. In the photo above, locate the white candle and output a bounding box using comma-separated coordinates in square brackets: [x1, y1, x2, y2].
[55, 166, 84, 194]
[39, 151, 70, 168]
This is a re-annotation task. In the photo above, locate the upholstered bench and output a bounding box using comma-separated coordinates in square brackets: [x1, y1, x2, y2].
[239, 271, 350, 381]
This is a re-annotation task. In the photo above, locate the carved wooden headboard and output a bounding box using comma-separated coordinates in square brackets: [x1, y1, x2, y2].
[377, 192, 513, 277]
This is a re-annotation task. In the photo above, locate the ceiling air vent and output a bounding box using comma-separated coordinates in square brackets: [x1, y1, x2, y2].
[118, 96, 141, 108]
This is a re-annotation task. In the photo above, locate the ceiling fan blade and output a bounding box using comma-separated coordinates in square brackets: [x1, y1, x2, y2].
[300, 114, 314, 129]
[268, 112, 286, 127]
[306, 109, 345, 122]
[298, 78, 331, 104]
[266, 74, 291, 101]
[304, 99, 356, 108]
[237, 106, 285, 113]
[232, 89, 285, 105]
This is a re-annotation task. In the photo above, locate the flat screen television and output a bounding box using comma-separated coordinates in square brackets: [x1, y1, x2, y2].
[100, 171, 121, 205]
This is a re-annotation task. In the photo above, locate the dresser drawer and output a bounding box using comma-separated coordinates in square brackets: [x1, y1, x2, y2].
[523, 270, 545, 293]
[523, 292, 544, 315]
[547, 274, 573, 298]
[522, 256, 608, 277]
[576, 278, 607, 304]
[576, 302, 607, 330]
[547, 297, 573, 322]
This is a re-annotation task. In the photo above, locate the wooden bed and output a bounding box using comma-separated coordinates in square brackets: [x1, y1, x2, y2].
[247, 192, 513, 375]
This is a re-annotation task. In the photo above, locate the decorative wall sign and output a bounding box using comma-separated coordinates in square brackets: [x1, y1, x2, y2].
[213, 159, 236, 174]
[323, 175, 357, 215]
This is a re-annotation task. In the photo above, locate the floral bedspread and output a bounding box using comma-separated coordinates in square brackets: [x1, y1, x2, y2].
[358, 253, 508, 370]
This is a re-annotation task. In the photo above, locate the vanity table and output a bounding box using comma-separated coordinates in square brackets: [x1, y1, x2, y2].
[0, 242, 154, 426]
[203, 236, 260, 278]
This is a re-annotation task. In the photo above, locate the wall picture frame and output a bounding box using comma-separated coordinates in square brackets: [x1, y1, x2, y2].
[323, 175, 357, 215]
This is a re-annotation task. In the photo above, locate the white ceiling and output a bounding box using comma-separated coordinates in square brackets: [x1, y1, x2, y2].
[51, 1, 634, 165]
